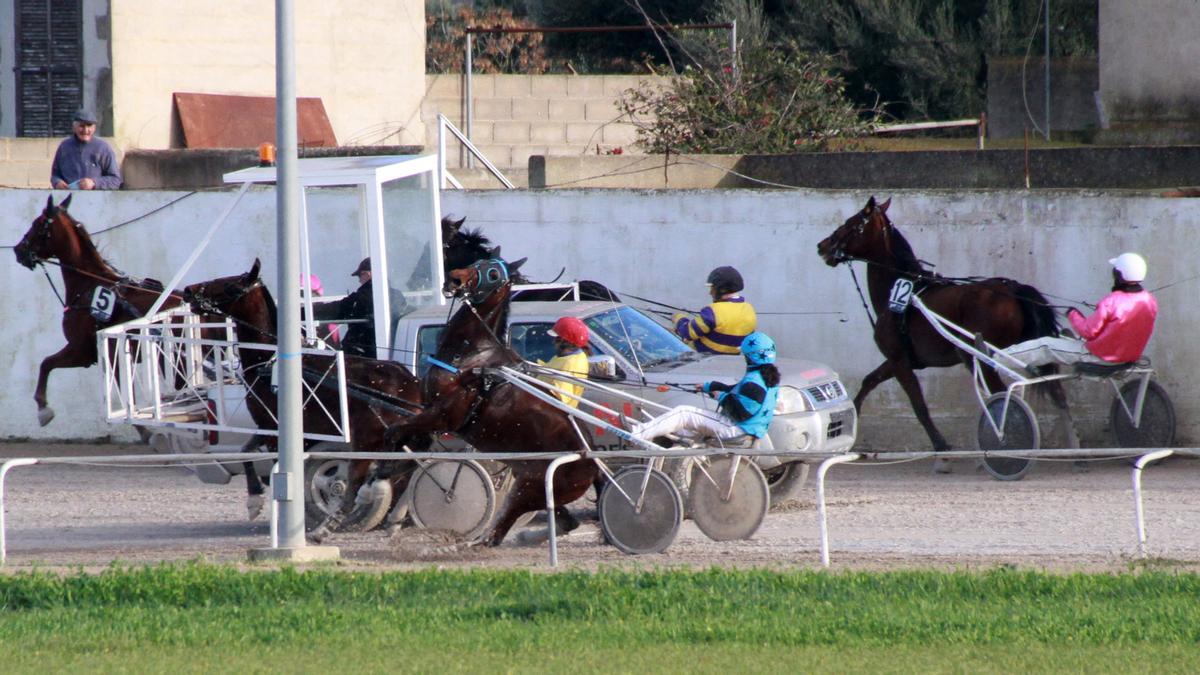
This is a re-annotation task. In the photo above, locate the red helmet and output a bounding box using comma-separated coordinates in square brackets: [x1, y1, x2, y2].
[548, 316, 589, 348]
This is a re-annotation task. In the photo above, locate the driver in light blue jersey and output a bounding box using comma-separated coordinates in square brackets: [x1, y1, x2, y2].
[631, 332, 780, 444]
[673, 266, 757, 354]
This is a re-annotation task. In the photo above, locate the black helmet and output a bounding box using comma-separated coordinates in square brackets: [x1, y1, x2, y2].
[706, 266, 744, 295]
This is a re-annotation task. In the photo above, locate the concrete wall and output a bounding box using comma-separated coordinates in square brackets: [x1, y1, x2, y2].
[109, 0, 426, 150]
[987, 57, 1099, 139]
[423, 74, 668, 168]
[531, 147, 1200, 190]
[1099, 0, 1200, 125]
[2, 187, 1195, 451]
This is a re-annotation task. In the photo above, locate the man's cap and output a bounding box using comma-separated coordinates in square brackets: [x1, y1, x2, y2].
[73, 108, 98, 124]
[351, 257, 371, 276]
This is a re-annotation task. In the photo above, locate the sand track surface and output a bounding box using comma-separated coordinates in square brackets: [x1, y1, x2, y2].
[2, 443, 1197, 572]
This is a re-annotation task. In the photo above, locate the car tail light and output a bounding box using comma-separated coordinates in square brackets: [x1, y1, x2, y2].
[206, 399, 218, 445]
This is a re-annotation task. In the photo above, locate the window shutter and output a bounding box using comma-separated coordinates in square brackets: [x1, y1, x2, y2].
[17, 0, 83, 137]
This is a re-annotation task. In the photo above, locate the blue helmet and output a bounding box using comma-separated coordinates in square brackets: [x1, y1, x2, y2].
[741, 332, 776, 365]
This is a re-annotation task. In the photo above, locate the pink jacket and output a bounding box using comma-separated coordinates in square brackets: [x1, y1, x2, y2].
[1068, 290, 1158, 363]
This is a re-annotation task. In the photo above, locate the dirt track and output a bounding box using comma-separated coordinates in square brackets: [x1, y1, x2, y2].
[3, 443, 1198, 572]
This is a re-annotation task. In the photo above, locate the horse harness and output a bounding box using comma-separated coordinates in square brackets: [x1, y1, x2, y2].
[35, 257, 169, 327]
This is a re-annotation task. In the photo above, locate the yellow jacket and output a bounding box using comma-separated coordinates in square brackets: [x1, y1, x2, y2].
[539, 349, 589, 408]
[674, 297, 757, 354]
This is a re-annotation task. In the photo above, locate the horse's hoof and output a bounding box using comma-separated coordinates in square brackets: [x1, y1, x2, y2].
[37, 407, 55, 427]
[309, 526, 329, 543]
[246, 495, 266, 521]
[932, 457, 954, 474]
[516, 528, 550, 546]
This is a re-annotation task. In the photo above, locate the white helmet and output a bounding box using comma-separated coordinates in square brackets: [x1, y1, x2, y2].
[1108, 252, 1147, 283]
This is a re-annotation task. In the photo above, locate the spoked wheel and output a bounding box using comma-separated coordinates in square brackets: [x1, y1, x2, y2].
[976, 393, 1040, 481]
[407, 460, 496, 540]
[687, 456, 769, 541]
[1111, 380, 1176, 452]
[598, 466, 682, 555]
[304, 458, 351, 530]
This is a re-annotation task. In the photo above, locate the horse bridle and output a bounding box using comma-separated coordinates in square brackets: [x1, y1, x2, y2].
[187, 277, 265, 319]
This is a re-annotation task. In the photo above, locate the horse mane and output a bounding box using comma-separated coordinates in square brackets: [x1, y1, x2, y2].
[56, 209, 122, 278]
[255, 283, 280, 337]
[454, 227, 492, 252]
[883, 220, 931, 277]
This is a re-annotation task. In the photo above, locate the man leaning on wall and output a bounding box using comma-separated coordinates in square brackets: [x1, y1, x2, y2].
[50, 108, 123, 190]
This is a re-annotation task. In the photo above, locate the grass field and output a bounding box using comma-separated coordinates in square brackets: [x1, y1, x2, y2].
[1, 564, 1198, 673]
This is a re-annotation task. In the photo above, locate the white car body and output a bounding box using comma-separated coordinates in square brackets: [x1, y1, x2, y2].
[185, 299, 856, 488]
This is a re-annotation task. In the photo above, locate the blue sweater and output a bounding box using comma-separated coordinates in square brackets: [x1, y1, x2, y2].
[50, 136, 122, 189]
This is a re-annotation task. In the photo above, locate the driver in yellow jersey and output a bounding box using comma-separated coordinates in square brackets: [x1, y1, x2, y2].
[538, 316, 590, 408]
[673, 266, 757, 354]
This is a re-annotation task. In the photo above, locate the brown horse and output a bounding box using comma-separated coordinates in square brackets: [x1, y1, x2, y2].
[817, 197, 1062, 461]
[384, 255, 599, 546]
[182, 259, 429, 534]
[408, 214, 619, 302]
[14, 194, 182, 427]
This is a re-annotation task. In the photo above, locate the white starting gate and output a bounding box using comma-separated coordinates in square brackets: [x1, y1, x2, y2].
[96, 155, 445, 442]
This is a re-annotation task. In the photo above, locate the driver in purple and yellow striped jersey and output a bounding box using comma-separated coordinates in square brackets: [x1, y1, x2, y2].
[673, 266, 757, 355]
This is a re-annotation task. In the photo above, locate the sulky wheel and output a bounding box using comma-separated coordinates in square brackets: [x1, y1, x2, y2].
[1111, 380, 1176, 451]
[304, 457, 351, 530]
[407, 460, 496, 540]
[976, 393, 1040, 481]
[598, 466, 682, 555]
[303, 452, 394, 532]
[687, 456, 769, 541]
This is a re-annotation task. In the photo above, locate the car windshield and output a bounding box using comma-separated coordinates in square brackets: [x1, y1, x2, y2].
[584, 306, 692, 368]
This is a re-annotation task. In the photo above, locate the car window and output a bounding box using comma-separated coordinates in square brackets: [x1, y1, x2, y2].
[510, 323, 557, 363]
[415, 325, 444, 377]
[584, 306, 691, 367]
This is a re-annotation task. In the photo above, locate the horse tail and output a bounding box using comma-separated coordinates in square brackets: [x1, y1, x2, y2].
[1013, 283, 1060, 341]
[1012, 283, 1070, 409]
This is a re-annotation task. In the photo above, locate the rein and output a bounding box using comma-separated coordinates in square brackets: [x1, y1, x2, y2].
[846, 264, 876, 329]
[834, 251, 1090, 312]
[39, 264, 67, 307]
[33, 257, 185, 306]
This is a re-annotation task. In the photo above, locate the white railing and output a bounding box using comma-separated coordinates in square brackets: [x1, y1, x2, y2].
[813, 447, 1197, 568]
[873, 115, 987, 150]
[2, 446, 1194, 567]
[436, 113, 515, 190]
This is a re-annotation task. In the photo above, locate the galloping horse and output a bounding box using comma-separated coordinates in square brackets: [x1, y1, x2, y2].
[409, 214, 619, 302]
[385, 254, 599, 546]
[817, 197, 1062, 461]
[183, 260, 429, 531]
[13, 195, 182, 427]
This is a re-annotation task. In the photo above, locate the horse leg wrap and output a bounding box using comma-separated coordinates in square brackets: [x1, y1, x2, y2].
[246, 494, 266, 521]
[37, 406, 55, 427]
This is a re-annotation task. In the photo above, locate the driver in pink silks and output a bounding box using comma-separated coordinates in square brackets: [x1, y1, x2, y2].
[1004, 252, 1158, 369]
[301, 274, 340, 347]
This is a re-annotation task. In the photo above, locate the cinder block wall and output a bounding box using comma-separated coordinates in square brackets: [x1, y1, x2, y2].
[0, 138, 123, 189]
[423, 74, 669, 169]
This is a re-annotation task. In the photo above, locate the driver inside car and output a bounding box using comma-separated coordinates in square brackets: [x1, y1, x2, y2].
[537, 316, 590, 408]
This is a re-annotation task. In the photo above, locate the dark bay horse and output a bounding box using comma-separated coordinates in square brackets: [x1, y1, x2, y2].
[385, 255, 599, 546]
[409, 215, 619, 302]
[13, 195, 182, 427]
[817, 197, 1062, 463]
[182, 259, 429, 532]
